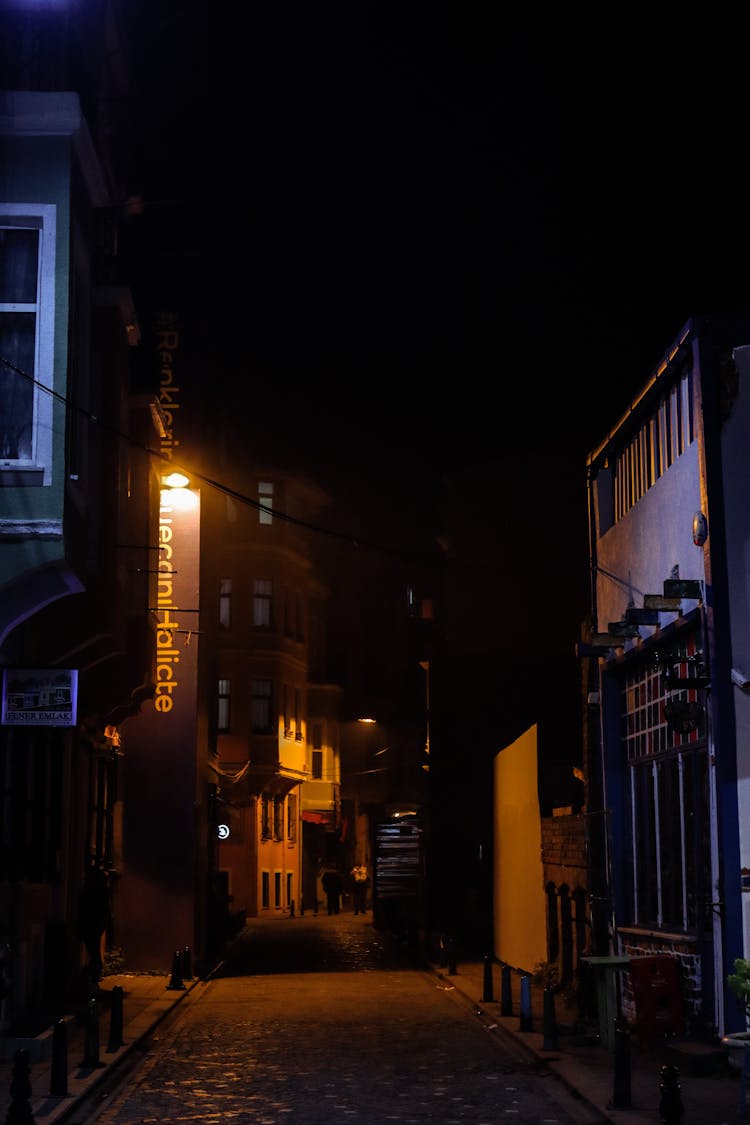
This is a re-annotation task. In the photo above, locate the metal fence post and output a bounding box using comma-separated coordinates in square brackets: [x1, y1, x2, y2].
[482, 955, 494, 1002]
[610, 1017, 632, 1109]
[501, 965, 513, 1016]
[520, 974, 533, 1031]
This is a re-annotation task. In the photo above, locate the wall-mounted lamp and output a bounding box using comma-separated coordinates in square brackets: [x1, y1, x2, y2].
[162, 470, 190, 489]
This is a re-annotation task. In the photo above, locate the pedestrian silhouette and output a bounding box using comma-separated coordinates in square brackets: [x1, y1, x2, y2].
[352, 864, 368, 914]
[321, 869, 342, 915]
[77, 861, 109, 989]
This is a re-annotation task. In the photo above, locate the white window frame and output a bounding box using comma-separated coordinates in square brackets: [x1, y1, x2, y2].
[258, 480, 273, 525]
[0, 204, 56, 484]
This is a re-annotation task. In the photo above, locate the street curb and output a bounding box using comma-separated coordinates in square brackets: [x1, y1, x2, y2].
[426, 962, 616, 1125]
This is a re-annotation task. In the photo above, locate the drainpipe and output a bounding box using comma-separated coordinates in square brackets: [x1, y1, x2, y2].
[585, 456, 615, 957]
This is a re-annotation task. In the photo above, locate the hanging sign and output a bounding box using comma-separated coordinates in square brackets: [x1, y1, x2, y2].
[2, 668, 78, 726]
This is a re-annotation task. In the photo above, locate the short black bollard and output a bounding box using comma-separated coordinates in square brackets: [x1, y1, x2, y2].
[519, 974, 533, 1031]
[7, 1047, 34, 1124]
[659, 1063, 684, 1124]
[289, 899, 295, 918]
[438, 933, 448, 968]
[107, 984, 124, 1051]
[182, 946, 193, 980]
[610, 1017, 631, 1108]
[166, 949, 186, 991]
[482, 955, 494, 1003]
[447, 938, 457, 976]
[542, 988, 559, 1050]
[50, 1018, 68, 1096]
[80, 997, 103, 1069]
[501, 965, 513, 1016]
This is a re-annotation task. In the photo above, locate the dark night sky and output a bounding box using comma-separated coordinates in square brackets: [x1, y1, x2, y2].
[119, 6, 750, 739]
[121, 6, 750, 493]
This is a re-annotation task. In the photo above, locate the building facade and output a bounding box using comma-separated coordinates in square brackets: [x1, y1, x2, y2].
[0, 66, 162, 1019]
[213, 472, 341, 920]
[583, 311, 750, 1038]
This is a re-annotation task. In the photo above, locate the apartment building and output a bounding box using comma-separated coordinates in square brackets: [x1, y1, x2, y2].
[213, 472, 341, 919]
[0, 32, 162, 1021]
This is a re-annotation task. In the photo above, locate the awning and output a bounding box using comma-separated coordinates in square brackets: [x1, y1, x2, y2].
[301, 811, 333, 825]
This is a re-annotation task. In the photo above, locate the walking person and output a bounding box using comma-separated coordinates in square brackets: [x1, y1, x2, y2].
[352, 864, 368, 915]
[77, 860, 109, 990]
[321, 869, 342, 915]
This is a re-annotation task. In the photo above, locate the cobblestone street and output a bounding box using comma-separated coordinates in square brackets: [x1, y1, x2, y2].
[78, 912, 600, 1124]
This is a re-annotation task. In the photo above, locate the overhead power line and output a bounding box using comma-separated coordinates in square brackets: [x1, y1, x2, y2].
[0, 351, 444, 565]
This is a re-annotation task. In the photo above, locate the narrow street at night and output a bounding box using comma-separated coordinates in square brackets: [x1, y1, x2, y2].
[71, 912, 599, 1125]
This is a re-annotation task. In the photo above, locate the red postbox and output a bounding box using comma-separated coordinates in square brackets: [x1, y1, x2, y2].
[629, 955, 684, 1045]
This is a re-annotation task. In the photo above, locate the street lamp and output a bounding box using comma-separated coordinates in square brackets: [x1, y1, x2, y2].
[162, 469, 190, 489]
[161, 469, 196, 512]
[419, 660, 430, 767]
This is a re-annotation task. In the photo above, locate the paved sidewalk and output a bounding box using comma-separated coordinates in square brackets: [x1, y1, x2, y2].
[434, 953, 748, 1125]
[0, 915, 747, 1124]
[0, 968, 201, 1123]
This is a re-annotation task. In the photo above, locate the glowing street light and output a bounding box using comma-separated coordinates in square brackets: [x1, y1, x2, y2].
[162, 469, 191, 489]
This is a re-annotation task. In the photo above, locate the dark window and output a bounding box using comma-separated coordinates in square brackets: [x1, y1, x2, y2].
[0, 727, 63, 882]
[251, 679, 273, 733]
[219, 578, 232, 629]
[253, 579, 272, 628]
[218, 679, 230, 733]
[260, 795, 272, 839]
[287, 794, 297, 841]
[621, 632, 710, 934]
[273, 796, 284, 840]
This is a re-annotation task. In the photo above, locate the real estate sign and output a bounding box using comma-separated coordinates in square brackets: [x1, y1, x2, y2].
[1, 667, 78, 726]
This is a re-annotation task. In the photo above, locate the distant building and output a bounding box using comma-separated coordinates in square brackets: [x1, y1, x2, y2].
[212, 472, 341, 920]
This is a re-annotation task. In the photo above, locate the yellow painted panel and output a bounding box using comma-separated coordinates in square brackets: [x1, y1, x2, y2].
[493, 724, 547, 973]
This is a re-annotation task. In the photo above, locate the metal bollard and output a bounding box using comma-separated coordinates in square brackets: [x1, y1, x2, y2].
[7, 1047, 34, 1124]
[182, 946, 193, 980]
[50, 1018, 68, 1096]
[542, 988, 559, 1050]
[501, 965, 513, 1016]
[447, 938, 457, 976]
[659, 1063, 683, 1124]
[107, 985, 124, 1051]
[610, 1017, 632, 1108]
[80, 997, 103, 1069]
[739, 1047, 750, 1119]
[166, 949, 186, 991]
[482, 955, 494, 1003]
[438, 933, 448, 968]
[289, 899, 295, 918]
[519, 974, 533, 1031]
